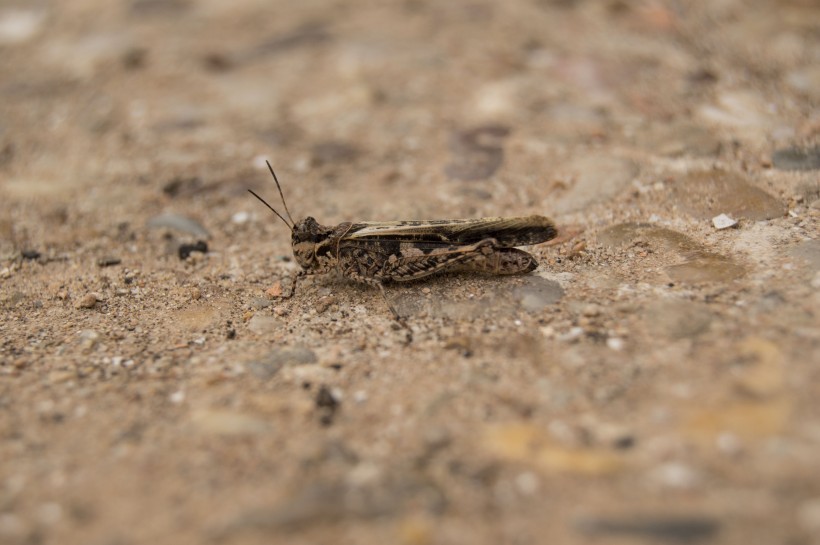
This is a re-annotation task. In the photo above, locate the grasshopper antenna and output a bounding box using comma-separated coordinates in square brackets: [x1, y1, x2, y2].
[265, 161, 295, 227]
[248, 189, 293, 232]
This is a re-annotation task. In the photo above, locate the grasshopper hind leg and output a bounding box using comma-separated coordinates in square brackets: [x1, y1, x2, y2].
[453, 245, 538, 275]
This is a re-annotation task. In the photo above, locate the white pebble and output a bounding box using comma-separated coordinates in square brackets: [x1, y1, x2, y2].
[558, 327, 584, 342]
[650, 462, 699, 489]
[232, 211, 250, 224]
[514, 472, 540, 495]
[0, 9, 45, 45]
[353, 390, 368, 403]
[169, 390, 185, 404]
[606, 337, 625, 351]
[712, 213, 738, 230]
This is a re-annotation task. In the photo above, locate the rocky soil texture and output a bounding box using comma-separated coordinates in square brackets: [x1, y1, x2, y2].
[1, 1, 819, 544]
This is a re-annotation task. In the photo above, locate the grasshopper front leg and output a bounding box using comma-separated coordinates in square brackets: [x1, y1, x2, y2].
[285, 261, 335, 298]
[341, 268, 402, 322]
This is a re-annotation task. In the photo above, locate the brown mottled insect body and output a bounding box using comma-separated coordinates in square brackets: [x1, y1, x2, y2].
[249, 162, 557, 319]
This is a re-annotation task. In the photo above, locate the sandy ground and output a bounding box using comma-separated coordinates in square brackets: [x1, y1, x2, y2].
[1, 1, 819, 544]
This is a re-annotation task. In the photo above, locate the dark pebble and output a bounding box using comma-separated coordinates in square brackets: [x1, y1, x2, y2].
[772, 147, 820, 171]
[178, 240, 208, 260]
[245, 347, 318, 380]
[21, 250, 41, 260]
[310, 140, 360, 165]
[316, 385, 339, 426]
[97, 256, 122, 268]
[162, 176, 203, 197]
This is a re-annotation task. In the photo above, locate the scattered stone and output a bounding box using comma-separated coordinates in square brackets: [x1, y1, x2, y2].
[162, 176, 203, 198]
[76, 293, 99, 309]
[169, 390, 185, 404]
[697, 90, 771, 131]
[121, 47, 147, 69]
[265, 282, 283, 298]
[247, 314, 281, 335]
[553, 155, 638, 214]
[21, 249, 40, 260]
[582, 303, 601, 317]
[243, 21, 330, 62]
[246, 347, 317, 379]
[316, 385, 340, 426]
[444, 125, 509, 181]
[669, 170, 785, 221]
[191, 409, 270, 436]
[78, 329, 100, 351]
[772, 147, 820, 171]
[665, 252, 745, 283]
[575, 514, 720, 541]
[712, 214, 737, 230]
[310, 140, 360, 165]
[147, 213, 210, 239]
[644, 300, 712, 341]
[231, 211, 250, 224]
[606, 337, 625, 351]
[649, 462, 700, 489]
[48, 370, 76, 384]
[558, 327, 584, 343]
[97, 256, 121, 267]
[250, 297, 271, 310]
[0, 8, 46, 45]
[178, 240, 208, 260]
[513, 276, 565, 312]
[598, 223, 746, 283]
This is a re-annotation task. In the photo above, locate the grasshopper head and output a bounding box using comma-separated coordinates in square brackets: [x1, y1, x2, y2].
[291, 216, 331, 269]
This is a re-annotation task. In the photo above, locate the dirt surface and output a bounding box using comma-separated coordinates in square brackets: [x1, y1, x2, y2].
[1, 1, 820, 544]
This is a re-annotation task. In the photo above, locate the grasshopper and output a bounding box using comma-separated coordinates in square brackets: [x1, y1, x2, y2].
[249, 162, 557, 320]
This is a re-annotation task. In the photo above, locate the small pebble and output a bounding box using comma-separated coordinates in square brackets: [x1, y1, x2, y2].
[169, 390, 185, 404]
[178, 240, 208, 260]
[650, 462, 700, 489]
[250, 297, 271, 310]
[76, 293, 98, 309]
[97, 256, 122, 267]
[265, 282, 283, 298]
[582, 303, 601, 317]
[772, 147, 820, 171]
[712, 213, 738, 230]
[0, 8, 46, 45]
[48, 370, 75, 384]
[147, 213, 210, 239]
[606, 337, 625, 351]
[232, 211, 250, 224]
[559, 327, 584, 342]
